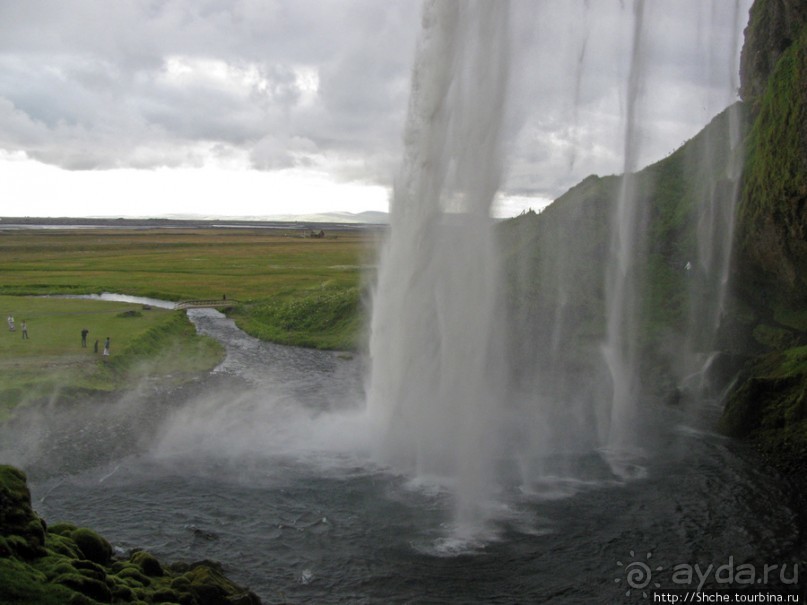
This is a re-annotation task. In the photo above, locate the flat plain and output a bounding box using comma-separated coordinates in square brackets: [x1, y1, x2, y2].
[0, 225, 377, 416]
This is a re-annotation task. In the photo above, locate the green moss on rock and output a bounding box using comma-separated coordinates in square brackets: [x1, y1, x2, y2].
[52, 571, 113, 602]
[130, 550, 164, 577]
[46, 532, 82, 558]
[736, 21, 807, 308]
[739, 0, 807, 108]
[0, 557, 76, 604]
[716, 0, 807, 469]
[752, 323, 799, 350]
[0, 465, 264, 604]
[181, 560, 262, 605]
[721, 346, 807, 471]
[70, 527, 113, 566]
[0, 464, 47, 559]
[47, 521, 78, 537]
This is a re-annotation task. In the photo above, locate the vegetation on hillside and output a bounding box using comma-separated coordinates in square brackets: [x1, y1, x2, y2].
[720, 7, 807, 468]
[736, 23, 807, 306]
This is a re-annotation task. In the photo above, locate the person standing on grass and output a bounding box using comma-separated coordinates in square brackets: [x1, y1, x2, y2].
[103, 337, 110, 358]
[81, 328, 89, 347]
[21, 321, 28, 340]
[94, 339, 99, 353]
[7, 315, 14, 332]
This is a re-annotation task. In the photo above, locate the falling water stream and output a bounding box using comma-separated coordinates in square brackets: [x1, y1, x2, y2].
[365, 0, 511, 536]
[601, 0, 647, 463]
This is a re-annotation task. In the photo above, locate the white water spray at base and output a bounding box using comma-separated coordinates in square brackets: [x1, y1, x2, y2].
[366, 0, 511, 535]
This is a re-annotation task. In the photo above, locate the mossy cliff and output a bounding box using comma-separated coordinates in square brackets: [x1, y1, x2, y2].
[735, 0, 807, 306]
[0, 465, 262, 604]
[720, 0, 807, 469]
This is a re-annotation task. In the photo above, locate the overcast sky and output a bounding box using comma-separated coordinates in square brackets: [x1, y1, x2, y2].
[0, 0, 752, 220]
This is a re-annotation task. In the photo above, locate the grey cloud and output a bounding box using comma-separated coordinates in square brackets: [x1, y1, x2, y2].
[0, 0, 752, 207]
[0, 0, 419, 178]
[250, 135, 318, 170]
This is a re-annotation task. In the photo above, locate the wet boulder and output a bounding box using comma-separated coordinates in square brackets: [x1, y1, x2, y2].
[0, 464, 47, 558]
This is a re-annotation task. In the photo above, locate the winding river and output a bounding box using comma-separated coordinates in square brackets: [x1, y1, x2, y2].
[2, 307, 803, 603]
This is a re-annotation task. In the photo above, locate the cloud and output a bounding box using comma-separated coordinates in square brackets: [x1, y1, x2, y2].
[0, 0, 418, 173]
[0, 0, 752, 216]
[501, 0, 751, 203]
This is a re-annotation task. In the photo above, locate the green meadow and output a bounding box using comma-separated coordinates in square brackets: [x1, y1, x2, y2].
[0, 227, 373, 300]
[0, 295, 224, 420]
[0, 226, 377, 416]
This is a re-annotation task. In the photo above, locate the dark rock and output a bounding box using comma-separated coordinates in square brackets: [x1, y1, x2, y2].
[131, 549, 165, 577]
[739, 0, 807, 108]
[0, 465, 46, 558]
[71, 527, 112, 566]
[53, 571, 113, 603]
[0, 466, 265, 603]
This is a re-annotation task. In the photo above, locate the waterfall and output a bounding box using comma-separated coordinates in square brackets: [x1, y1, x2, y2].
[600, 0, 747, 459]
[365, 0, 511, 534]
[366, 0, 750, 535]
[601, 0, 648, 463]
[681, 0, 747, 399]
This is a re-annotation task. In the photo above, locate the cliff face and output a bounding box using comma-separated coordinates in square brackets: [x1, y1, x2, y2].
[736, 0, 807, 308]
[720, 0, 807, 470]
[739, 0, 807, 108]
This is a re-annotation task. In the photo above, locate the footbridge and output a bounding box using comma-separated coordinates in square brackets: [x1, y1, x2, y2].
[176, 299, 239, 310]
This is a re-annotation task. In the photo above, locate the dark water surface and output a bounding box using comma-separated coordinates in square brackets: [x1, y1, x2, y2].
[3, 310, 803, 604]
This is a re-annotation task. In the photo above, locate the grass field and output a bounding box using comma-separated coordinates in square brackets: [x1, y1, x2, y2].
[0, 294, 224, 420]
[0, 226, 377, 416]
[0, 227, 378, 349]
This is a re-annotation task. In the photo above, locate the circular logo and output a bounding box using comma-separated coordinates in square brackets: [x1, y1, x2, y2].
[616, 551, 663, 598]
[625, 560, 653, 589]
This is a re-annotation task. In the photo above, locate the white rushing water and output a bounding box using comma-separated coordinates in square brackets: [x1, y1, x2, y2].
[365, 0, 512, 535]
[366, 0, 749, 537]
[602, 0, 749, 455]
[600, 0, 648, 468]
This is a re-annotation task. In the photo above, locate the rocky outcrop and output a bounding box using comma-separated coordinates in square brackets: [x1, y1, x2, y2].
[720, 348, 807, 472]
[0, 464, 262, 605]
[739, 0, 807, 108]
[735, 0, 807, 308]
[721, 0, 807, 471]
